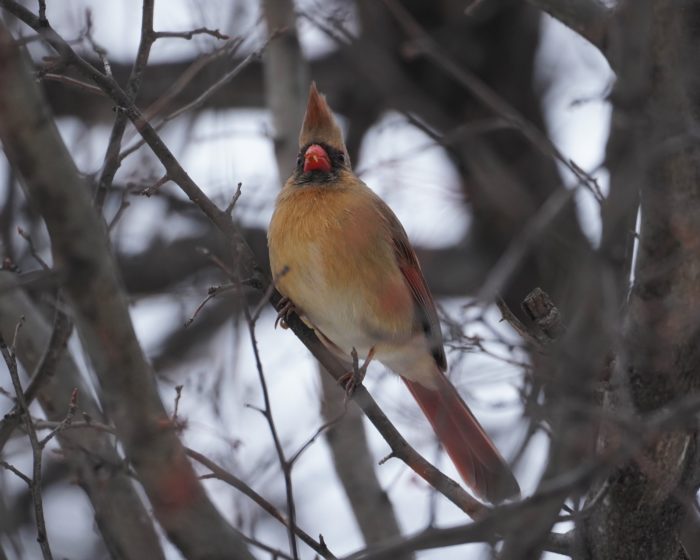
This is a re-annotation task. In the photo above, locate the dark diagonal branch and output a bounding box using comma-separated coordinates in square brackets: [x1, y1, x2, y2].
[277, 305, 487, 519]
[341, 466, 591, 560]
[186, 448, 337, 560]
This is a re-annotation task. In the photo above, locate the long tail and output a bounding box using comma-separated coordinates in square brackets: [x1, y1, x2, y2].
[402, 371, 520, 504]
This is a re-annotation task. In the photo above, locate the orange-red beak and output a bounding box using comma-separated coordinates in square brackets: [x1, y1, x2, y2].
[303, 144, 332, 173]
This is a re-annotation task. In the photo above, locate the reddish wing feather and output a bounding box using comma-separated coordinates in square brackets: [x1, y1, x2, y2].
[376, 199, 447, 371]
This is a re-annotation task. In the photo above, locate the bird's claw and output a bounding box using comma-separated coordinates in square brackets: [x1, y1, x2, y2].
[339, 368, 365, 397]
[339, 347, 375, 397]
[274, 297, 296, 329]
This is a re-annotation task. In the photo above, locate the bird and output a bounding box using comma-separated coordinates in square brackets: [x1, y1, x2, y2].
[268, 82, 520, 504]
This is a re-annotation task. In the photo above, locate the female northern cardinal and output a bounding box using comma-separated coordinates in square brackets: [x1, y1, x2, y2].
[268, 83, 520, 503]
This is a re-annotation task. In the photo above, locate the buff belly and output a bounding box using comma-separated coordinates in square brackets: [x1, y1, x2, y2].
[268, 185, 417, 368]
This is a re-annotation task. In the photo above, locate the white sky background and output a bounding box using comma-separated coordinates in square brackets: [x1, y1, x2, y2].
[0, 1, 613, 559]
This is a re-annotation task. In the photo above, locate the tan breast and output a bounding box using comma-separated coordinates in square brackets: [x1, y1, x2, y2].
[267, 181, 415, 355]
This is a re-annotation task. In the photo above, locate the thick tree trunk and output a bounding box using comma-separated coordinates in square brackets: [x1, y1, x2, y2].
[584, 2, 700, 558]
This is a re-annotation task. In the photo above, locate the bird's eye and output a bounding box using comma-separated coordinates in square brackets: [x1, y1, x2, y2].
[337, 153, 345, 164]
[296, 154, 302, 167]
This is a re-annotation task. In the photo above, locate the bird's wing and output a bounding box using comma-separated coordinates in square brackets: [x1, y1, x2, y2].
[375, 197, 447, 371]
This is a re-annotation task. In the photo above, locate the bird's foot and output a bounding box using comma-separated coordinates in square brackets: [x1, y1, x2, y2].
[339, 347, 376, 397]
[274, 297, 296, 329]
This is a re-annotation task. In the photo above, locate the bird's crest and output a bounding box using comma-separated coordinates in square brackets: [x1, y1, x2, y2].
[299, 82, 345, 151]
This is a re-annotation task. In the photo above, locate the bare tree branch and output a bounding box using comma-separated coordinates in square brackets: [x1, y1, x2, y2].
[0, 326, 53, 560]
[95, 0, 156, 211]
[0, 273, 166, 559]
[153, 27, 228, 41]
[244, 304, 300, 559]
[0, 302, 72, 455]
[339, 471, 587, 560]
[186, 448, 337, 560]
[0, 18, 254, 559]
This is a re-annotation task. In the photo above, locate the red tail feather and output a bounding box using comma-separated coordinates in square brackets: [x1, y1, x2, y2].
[403, 372, 520, 503]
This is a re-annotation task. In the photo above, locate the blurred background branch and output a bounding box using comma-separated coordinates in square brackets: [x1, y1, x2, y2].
[1, 0, 699, 559]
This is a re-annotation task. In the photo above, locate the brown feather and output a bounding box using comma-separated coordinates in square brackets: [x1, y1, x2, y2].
[373, 198, 447, 371]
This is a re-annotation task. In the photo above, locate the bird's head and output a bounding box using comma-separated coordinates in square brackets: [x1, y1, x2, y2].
[293, 82, 350, 185]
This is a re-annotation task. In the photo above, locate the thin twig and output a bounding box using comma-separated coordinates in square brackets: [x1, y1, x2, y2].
[238, 534, 294, 560]
[120, 36, 243, 151]
[165, 37, 274, 124]
[31, 418, 115, 434]
[172, 384, 184, 421]
[185, 283, 238, 327]
[39, 73, 105, 96]
[225, 182, 243, 214]
[95, 0, 155, 211]
[244, 304, 299, 559]
[107, 190, 131, 232]
[38, 387, 77, 447]
[118, 41, 265, 163]
[0, 325, 54, 560]
[288, 411, 346, 467]
[0, 302, 73, 454]
[250, 265, 288, 323]
[153, 27, 229, 41]
[83, 9, 111, 76]
[0, 459, 31, 483]
[186, 447, 336, 559]
[17, 227, 49, 270]
[138, 174, 170, 197]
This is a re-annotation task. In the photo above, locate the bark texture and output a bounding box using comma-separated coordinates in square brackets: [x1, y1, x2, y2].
[584, 2, 700, 558]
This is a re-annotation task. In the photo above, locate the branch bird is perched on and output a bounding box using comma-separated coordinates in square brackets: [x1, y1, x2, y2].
[268, 82, 520, 503]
